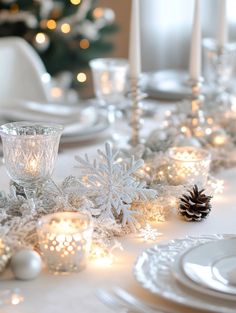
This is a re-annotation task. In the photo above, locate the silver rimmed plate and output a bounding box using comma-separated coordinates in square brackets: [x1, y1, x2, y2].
[181, 238, 236, 295]
[133, 234, 236, 313]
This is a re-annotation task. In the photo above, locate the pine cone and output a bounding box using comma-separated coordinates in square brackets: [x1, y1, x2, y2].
[179, 185, 212, 221]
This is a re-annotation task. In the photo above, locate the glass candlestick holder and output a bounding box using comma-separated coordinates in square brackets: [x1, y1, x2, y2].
[37, 212, 93, 274]
[0, 122, 63, 209]
[167, 146, 211, 186]
[203, 38, 236, 112]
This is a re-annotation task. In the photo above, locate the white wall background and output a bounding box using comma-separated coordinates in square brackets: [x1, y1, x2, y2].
[140, 0, 236, 72]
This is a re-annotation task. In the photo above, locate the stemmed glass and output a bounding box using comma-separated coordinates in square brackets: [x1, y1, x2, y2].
[0, 122, 63, 211]
[89, 58, 129, 125]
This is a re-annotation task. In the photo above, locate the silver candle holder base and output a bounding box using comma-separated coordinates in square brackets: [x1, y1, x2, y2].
[128, 77, 147, 146]
[186, 77, 207, 138]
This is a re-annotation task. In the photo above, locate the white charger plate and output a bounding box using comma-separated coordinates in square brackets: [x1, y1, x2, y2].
[181, 238, 236, 295]
[133, 234, 236, 313]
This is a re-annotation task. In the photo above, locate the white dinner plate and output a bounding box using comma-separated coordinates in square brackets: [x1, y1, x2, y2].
[133, 234, 236, 313]
[142, 70, 209, 101]
[61, 111, 109, 143]
[172, 251, 236, 301]
[0, 99, 96, 124]
[0, 98, 110, 143]
[181, 238, 236, 295]
[142, 70, 190, 101]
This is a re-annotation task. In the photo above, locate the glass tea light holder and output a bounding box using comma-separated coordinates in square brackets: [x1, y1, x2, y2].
[89, 58, 128, 123]
[0, 122, 63, 208]
[37, 212, 93, 274]
[167, 146, 211, 186]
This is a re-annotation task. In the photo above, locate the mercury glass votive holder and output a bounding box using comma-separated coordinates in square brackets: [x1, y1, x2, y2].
[0, 122, 63, 190]
[167, 146, 211, 186]
[37, 212, 93, 274]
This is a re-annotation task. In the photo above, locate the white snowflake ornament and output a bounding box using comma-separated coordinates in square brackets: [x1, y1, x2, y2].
[139, 224, 163, 242]
[74, 142, 157, 231]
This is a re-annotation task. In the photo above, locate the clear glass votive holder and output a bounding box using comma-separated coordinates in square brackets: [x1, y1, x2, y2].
[89, 58, 128, 109]
[0, 122, 63, 189]
[203, 38, 236, 95]
[37, 212, 93, 274]
[167, 146, 211, 186]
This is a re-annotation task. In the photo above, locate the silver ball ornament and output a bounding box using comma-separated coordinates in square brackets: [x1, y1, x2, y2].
[11, 249, 42, 280]
[174, 135, 201, 148]
[209, 129, 228, 147]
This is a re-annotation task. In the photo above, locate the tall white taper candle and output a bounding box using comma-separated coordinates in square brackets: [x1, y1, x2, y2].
[218, 0, 228, 46]
[129, 0, 141, 78]
[189, 0, 201, 81]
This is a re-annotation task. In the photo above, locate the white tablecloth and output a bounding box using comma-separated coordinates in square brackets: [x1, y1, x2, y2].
[1, 111, 236, 313]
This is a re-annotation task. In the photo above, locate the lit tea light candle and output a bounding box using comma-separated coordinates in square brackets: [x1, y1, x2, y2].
[25, 156, 40, 177]
[37, 212, 93, 274]
[168, 146, 211, 186]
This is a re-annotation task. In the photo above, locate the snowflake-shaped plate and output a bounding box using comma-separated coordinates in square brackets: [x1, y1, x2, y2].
[133, 234, 236, 313]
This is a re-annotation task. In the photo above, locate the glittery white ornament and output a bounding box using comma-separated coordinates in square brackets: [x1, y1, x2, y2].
[11, 250, 42, 280]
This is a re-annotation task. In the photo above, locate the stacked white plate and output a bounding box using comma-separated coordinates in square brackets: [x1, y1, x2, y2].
[142, 70, 210, 101]
[0, 99, 110, 143]
[134, 234, 236, 312]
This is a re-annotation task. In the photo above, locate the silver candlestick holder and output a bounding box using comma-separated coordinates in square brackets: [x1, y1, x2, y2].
[128, 77, 147, 146]
[186, 77, 207, 138]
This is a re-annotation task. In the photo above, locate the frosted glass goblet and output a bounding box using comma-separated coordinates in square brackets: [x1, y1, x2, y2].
[89, 58, 128, 123]
[0, 122, 63, 208]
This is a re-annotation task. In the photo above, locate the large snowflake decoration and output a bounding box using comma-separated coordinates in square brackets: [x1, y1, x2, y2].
[74, 142, 157, 230]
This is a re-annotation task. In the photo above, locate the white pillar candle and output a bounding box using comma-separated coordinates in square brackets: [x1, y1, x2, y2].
[189, 0, 201, 81]
[129, 0, 141, 78]
[218, 0, 228, 46]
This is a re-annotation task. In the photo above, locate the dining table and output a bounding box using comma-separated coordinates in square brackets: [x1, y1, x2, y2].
[0, 99, 236, 313]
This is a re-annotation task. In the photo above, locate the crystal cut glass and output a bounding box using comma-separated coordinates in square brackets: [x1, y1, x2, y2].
[0, 122, 63, 188]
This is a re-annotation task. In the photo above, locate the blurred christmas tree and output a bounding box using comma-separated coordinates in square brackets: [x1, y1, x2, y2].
[0, 0, 117, 89]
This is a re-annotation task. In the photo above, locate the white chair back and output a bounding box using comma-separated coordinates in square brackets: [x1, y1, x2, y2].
[0, 37, 51, 104]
